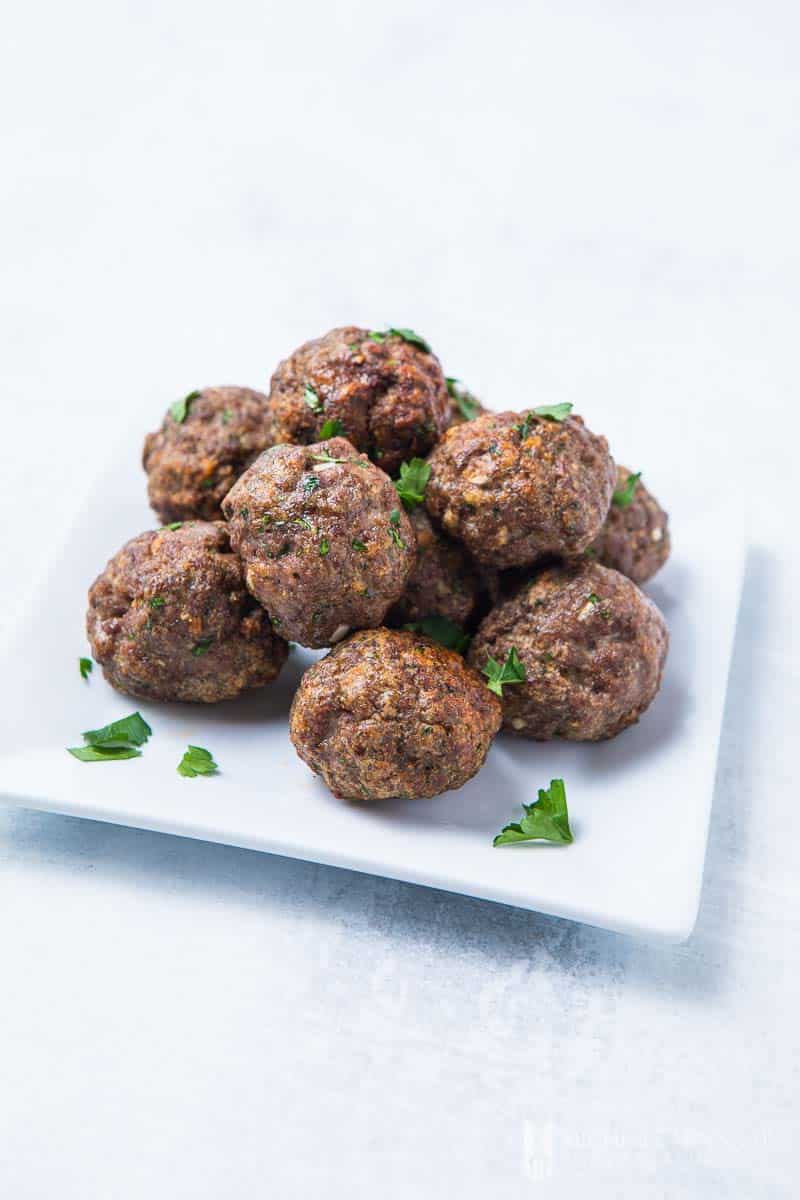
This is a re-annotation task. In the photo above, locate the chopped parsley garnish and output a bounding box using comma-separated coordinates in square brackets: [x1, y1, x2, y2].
[177, 745, 219, 778]
[514, 403, 573, 439]
[162, 521, 183, 531]
[395, 458, 431, 510]
[493, 778, 573, 846]
[318, 417, 343, 439]
[293, 516, 313, 530]
[310, 449, 368, 467]
[319, 537, 330, 556]
[482, 647, 527, 696]
[68, 710, 152, 762]
[446, 377, 481, 421]
[303, 475, 320, 495]
[149, 596, 165, 609]
[370, 327, 431, 352]
[170, 390, 201, 424]
[200, 477, 215, 490]
[403, 616, 471, 653]
[304, 383, 322, 413]
[389, 508, 406, 548]
[352, 539, 367, 552]
[78, 656, 93, 680]
[192, 638, 213, 656]
[221, 408, 233, 425]
[588, 592, 600, 606]
[612, 471, 641, 508]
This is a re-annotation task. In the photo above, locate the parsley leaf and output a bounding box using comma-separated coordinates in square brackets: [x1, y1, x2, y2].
[395, 458, 431, 510]
[588, 592, 600, 606]
[446, 377, 481, 421]
[352, 539, 367, 552]
[310, 449, 368, 468]
[612, 470, 641, 509]
[493, 778, 573, 846]
[68, 710, 152, 761]
[79, 656, 93, 680]
[403, 616, 471, 653]
[370, 328, 431, 352]
[318, 417, 343, 439]
[221, 407, 233, 425]
[170, 390, 201, 423]
[192, 638, 213, 656]
[162, 521, 184, 531]
[149, 596, 166, 609]
[319, 537, 330, 556]
[482, 647, 527, 696]
[514, 403, 573, 438]
[303, 475, 320, 495]
[389, 508, 406, 548]
[177, 745, 219, 778]
[304, 383, 322, 413]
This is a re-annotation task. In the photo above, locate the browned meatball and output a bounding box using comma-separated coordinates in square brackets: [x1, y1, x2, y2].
[425, 410, 615, 569]
[87, 522, 288, 703]
[222, 438, 415, 648]
[143, 386, 273, 523]
[386, 507, 492, 629]
[289, 628, 502, 800]
[468, 561, 668, 740]
[266, 326, 450, 476]
[586, 466, 670, 584]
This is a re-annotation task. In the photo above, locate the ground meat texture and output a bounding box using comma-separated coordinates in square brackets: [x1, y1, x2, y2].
[266, 326, 450, 476]
[86, 522, 288, 703]
[586, 466, 670, 584]
[143, 386, 273, 523]
[222, 438, 415, 648]
[468, 561, 668, 740]
[289, 628, 502, 800]
[386, 507, 491, 629]
[425, 410, 615, 569]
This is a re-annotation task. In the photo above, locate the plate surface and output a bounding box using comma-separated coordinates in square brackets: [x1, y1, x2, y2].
[0, 448, 744, 941]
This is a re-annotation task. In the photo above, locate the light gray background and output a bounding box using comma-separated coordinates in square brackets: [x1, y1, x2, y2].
[1, 2, 798, 1195]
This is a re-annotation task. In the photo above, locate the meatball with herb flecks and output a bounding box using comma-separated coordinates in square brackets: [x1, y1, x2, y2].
[222, 438, 415, 648]
[585, 466, 670, 583]
[425, 408, 615, 569]
[265, 326, 450, 475]
[289, 628, 502, 800]
[468, 560, 668, 740]
[143, 386, 274, 523]
[87, 521, 288, 703]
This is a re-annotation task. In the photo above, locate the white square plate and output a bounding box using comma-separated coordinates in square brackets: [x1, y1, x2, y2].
[0, 447, 744, 942]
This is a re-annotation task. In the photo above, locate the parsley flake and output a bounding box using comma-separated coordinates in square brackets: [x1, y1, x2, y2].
[612, 471, 641, 509]
[370, 327, 431, 352]
[221, 408, 233, 425]
[162, 521, 183, 531]
[482, 647, 527, 696]
[319, 537, 330, 556]
[403, 616, 471, 653]
[192, 638, 213, 656]
[177, 745, 219, 778]
[395, 458, 431, 510]
[514, 403, 573, 439]
[389, 508, 406, 549]
[68, 710, 152, 762]
[318, 417, 343, 439]
[446, 377, 481, 421]
[149, 596, 166, 609]
[352, 539, 367, 552]
[170, 390, 201, 423]
[304, 383, 322, 413]
[303, 475, 320, 495]
[493, 778, 573, 846]
[79, 656, 93, 680]
[588, 592, 600, 606]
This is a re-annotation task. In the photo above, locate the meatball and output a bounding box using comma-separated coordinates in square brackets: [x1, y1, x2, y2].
[143, 386, 273, 523]
[468, 560, 668, 740]
[386, 506, 493, 630]
[222, 438, 415, 648]
[289, 628, 502, 800]
[87, 521, 288, 703]
[586, 466, 670, 583]
[266, 326, 450, 476]
[425, 409, 615, 569]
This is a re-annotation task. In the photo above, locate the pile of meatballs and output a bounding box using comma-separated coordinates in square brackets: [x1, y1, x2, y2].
[86, 326, 670, 802]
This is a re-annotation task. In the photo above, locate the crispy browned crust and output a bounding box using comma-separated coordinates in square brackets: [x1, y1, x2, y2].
[424, 410, 615, 569]
[222, 438, 415, 648]
[266, 327, 450, 476]
[468, 560, 668, 740]
[86, 521, 288, 703]
[143, 386, 273, 522]
[289, 628, 502, 800]
[586, 466, 670, 583]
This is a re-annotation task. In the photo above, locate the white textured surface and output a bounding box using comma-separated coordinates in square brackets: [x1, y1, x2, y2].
[0, 1, 797, 1194]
